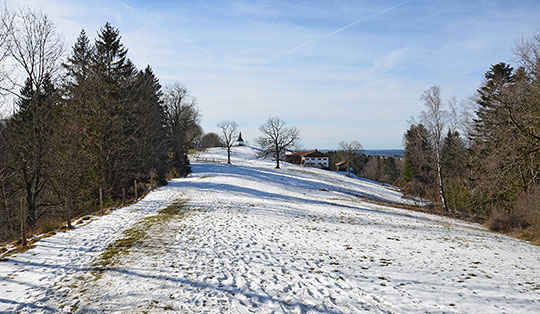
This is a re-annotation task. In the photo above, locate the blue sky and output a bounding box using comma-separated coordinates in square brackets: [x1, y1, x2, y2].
[10, 0, 540, 149]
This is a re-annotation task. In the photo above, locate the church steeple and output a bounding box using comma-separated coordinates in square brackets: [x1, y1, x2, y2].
[237, 132, 245, 146]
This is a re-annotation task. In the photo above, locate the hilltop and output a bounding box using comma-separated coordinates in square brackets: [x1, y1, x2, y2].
[1, 146, 539, 313]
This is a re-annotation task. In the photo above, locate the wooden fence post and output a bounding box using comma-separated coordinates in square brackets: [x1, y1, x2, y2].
[122, 188, 126, 206]
[134, 180, 138, 200]
[20, 197, 26, 247]
[65, 196, 72, 228]
[99, 188, 103, 215]
[2, 179, 9, 221]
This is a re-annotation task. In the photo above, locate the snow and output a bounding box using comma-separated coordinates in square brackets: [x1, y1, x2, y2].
[1, 146, 539, 313]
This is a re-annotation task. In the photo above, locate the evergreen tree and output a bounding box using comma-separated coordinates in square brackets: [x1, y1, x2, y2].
[93, 22, 131, 84]
[402, 152, 415, 183]
[89, 22, 137, 197]
[470, 63, 524, 214]
[442, 131, 467, 180]
[63, 30, 94, 86]
[8, 74, 58, 228]
[441, 130, 471, 214]
[131, 66, 168, 184]
[382, 157, 400, 184]
[402, 124, 437, 199]
[471, 62, 514, 145]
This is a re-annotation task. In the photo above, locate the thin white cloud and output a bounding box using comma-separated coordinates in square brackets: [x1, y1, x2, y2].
[6, 0, 540, 149]
[366, 46, 411, 74]
[114, 0, 136, 12]
[244, 1, 409, 74]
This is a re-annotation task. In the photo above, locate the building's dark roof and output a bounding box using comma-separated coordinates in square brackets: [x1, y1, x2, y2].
[288, 150, 328, 158]
[237, 132, 244, 142]
[302, 150, 327, 158]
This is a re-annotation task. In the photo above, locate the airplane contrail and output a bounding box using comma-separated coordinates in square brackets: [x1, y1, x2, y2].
[245, 1, 408, 73]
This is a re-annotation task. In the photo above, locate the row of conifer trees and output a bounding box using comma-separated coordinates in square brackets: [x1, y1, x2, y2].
[0, 15, 201, 243]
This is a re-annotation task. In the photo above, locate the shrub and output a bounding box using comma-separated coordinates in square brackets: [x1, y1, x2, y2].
[488, 184, 540, 235]
[514, 184, 540, 238]
[36, 217, 64, 234]
[487, 209, 526, 233]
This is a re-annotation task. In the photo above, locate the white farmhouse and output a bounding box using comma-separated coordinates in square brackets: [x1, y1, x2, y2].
[285, 150, 329, 168]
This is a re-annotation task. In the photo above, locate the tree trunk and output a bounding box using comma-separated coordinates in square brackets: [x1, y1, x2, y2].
[346, 161, 350, 177]
[25, 185, 36, 231]
[20, 198, 26, 247]
[227, 146, 231, 164]
[436, 151, 449, 211]
[99, 188, 103, 215]
[2, 180, 11, 232]
[275, 146, 280, 169]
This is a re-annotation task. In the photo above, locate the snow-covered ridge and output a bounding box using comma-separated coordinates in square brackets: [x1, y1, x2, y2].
[1, 146, 539, 313]
[193, 146, 410, 204]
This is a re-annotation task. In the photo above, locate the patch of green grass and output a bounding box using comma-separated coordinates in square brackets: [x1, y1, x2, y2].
[93, 199, 187, 275]
[158, 200, 187, 216]
[95, 227, 146, 269]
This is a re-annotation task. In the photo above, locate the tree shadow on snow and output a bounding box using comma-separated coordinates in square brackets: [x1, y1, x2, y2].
[1, 257, 344, 314]
[169, 178, 434, 224]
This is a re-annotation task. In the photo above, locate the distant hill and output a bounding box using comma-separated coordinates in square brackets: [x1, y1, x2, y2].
[363, 149, 404, 158]
[318, 149, 405, 158]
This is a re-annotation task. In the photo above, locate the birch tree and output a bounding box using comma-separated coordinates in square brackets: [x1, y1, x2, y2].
[420, 85, 449, 211]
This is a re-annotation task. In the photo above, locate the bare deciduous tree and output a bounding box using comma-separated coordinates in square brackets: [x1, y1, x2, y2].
[164, 83, 201, 175]
[420, 85, 449, 211]
[0, 8, 64, 244]
[217, 120, 238, 164]
[510, 35, 540, 143]
[338, 140, 363, 177]
[4, 7, 63, 95]
[0, 6, 14, 99]
[257, 117, 300, 169]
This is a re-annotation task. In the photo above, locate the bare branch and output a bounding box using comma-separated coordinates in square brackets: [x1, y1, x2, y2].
[4, 7, 64, 95]
[257, 117, 300, 168]
[217, 120, 238, 164]
[338, 140, 363, 177]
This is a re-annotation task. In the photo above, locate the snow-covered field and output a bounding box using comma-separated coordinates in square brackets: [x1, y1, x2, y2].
[1, 146, 539, 313]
